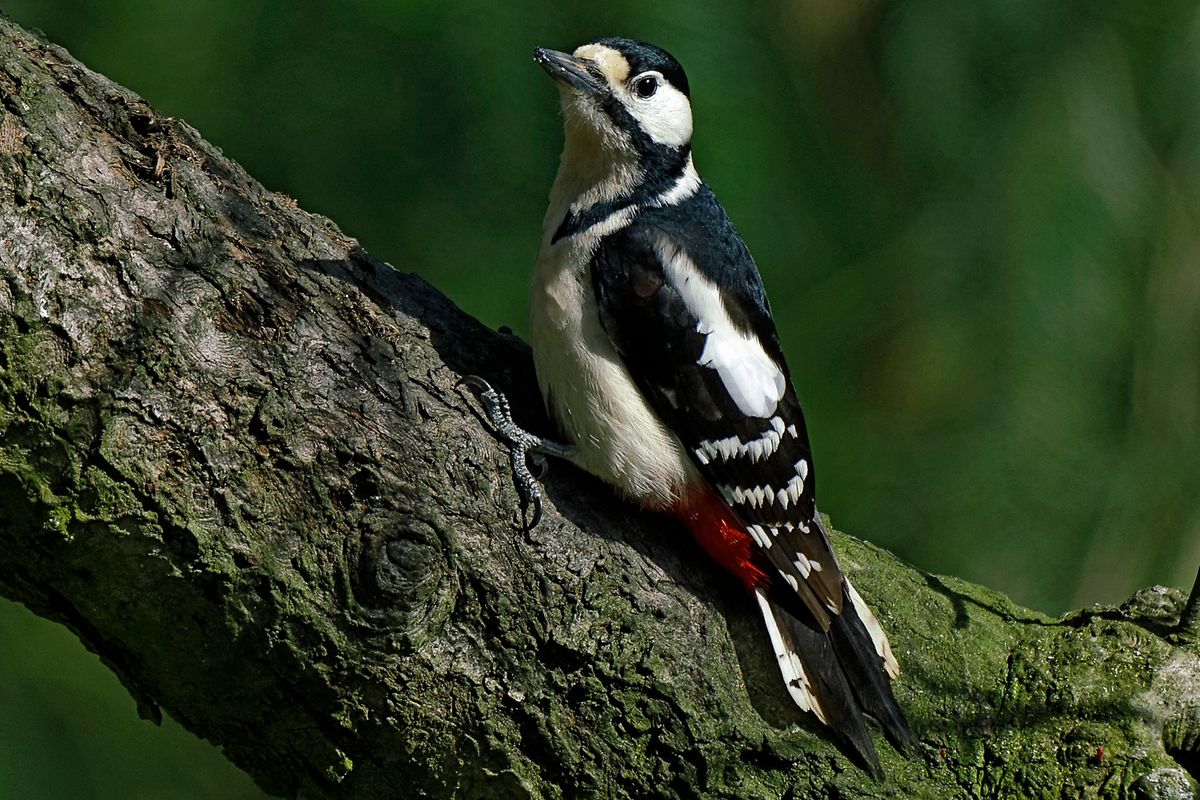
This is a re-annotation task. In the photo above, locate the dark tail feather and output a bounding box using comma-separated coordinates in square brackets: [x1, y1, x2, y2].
[764, 579, 916, 776]
[827, 596, 917, 754]
[768, 598, 884, 777]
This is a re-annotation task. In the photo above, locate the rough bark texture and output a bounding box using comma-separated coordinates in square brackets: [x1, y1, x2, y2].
[1, 15, 1198, 800]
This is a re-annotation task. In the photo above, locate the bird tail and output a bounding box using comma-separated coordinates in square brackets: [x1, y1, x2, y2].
[669, 490, 913, 772]
[756, 581, 915, 775]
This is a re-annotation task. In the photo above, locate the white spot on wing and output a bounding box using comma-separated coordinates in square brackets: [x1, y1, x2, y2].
[785, 473, 805, 505]
[747, 524, 772, 549]
[752, 486, 768, 508]
[703, 434, 737, 461]
[694, 419, 787, 465]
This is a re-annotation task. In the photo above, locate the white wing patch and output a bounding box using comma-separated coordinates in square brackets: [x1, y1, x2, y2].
[700, 327, 786, 418]
[651, 233, 786, 418]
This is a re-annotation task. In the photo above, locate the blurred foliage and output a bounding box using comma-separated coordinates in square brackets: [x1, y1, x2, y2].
[3, 0, 1199, 796]
[0, 599, 265, 799]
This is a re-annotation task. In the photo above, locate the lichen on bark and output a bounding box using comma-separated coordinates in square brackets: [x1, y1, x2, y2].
[0, 13, 1197, 800]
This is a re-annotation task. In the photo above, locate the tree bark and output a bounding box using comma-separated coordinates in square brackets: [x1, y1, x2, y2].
[1, 15, 1197, 800]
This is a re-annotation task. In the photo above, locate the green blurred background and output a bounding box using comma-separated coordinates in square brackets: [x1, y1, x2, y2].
[3, 0, 1198, 797]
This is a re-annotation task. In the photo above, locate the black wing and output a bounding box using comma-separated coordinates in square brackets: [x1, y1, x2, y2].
[591, 188, 844, 627]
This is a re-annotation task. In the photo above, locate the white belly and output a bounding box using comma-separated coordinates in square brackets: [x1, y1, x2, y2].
[529, 228, 698, 510]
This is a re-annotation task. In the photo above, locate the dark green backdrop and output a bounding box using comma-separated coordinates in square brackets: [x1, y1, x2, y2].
[3, 1, 1197, 797]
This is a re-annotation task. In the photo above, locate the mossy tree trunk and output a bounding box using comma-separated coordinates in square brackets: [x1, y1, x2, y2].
[1, 15, 1197, 800]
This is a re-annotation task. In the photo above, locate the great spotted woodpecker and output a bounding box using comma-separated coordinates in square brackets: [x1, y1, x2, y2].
[463, 37, 913, 773]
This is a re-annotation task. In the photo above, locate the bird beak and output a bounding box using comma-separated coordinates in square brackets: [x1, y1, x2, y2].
[534, 47, 604, 95]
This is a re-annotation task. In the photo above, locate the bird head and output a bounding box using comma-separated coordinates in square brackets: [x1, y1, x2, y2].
[534, 38, 693, 166]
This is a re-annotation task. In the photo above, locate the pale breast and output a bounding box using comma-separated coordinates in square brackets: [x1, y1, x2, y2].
[529, 230, 699, 510]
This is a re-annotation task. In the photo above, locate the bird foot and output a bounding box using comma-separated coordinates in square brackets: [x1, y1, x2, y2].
[458, 375, 574, 530]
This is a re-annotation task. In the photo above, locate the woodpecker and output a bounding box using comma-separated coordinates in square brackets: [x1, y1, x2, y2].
[464, 37, 913, 773]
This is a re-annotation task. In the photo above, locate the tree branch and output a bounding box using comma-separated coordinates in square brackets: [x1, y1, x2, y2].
[0, 15, 1196, 799]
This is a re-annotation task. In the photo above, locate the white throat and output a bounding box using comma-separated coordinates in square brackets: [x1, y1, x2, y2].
[543, 100, 644, 237]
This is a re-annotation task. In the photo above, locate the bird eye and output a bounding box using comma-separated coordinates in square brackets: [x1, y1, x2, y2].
[632, 75, 659, 99]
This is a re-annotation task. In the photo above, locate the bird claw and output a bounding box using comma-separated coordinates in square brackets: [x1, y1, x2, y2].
[518, 490, 543, 532]
[509, 441, 545, 532]
[460, 375, 561, 531]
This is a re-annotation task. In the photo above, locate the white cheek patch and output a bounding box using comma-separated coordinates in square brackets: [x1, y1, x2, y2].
[625, 82, 693, 147]
[652, 234, 786, 418]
